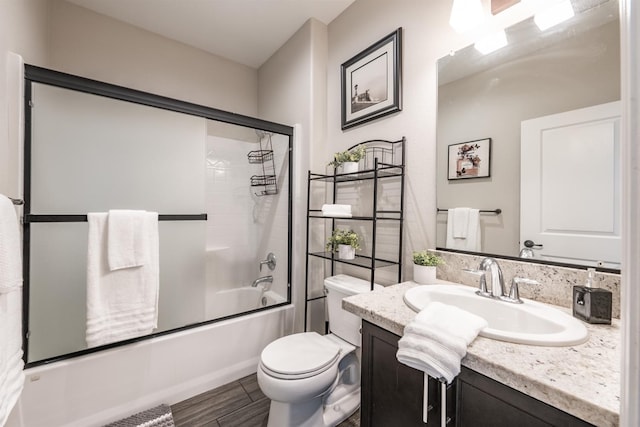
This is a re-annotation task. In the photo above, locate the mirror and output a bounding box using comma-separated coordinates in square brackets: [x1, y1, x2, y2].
[436, 0, 620, 271]
[25, 67, 292, 364]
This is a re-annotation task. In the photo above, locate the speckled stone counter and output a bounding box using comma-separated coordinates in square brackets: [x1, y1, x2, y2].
[343, 280, 620, 427]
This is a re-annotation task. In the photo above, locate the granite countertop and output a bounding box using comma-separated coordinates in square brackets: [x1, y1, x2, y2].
[343, 280, 620, 427]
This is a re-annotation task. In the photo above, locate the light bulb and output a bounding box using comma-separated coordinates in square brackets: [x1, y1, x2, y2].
[449, 0, 485, 32]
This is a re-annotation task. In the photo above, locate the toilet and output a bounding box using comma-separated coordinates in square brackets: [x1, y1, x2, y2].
[257, 274, 380, 427]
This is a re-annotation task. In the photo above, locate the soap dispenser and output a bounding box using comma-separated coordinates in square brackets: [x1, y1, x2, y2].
[573, 268, 612, 324]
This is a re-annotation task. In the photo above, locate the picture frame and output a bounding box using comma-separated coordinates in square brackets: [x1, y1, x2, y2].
[341, 28, 402, 130]
[447, 138, 492, 180]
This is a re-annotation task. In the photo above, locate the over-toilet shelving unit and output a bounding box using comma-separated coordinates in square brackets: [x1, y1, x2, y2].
[304, 137, 406, 331]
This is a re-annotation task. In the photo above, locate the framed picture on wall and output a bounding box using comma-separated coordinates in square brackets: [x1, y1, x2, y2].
[447, 138, 492, 179]
[341, 28, 402, 130]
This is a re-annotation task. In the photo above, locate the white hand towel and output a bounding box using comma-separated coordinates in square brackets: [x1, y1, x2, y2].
[396, 301, 487, 384]
[446, 208, 481, 251]
[452, 207, 470, 238]
[0, 195, 24, 426]
[87, 212, 160, 347]
[108, 210, 149, 271]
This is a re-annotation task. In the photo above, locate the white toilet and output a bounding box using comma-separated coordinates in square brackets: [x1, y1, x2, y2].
[257, 274, 380, 427]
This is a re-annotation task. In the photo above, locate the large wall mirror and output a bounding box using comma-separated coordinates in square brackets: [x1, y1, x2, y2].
[436, 0, 621, 271]
[24, 66, 293, 365]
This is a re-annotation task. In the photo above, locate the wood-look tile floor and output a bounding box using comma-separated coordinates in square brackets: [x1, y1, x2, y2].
[171, 373, 360, 427]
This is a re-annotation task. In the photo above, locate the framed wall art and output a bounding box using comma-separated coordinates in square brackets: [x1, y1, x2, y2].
[448, 138, 492, 179]
[341, 28, 402, 130]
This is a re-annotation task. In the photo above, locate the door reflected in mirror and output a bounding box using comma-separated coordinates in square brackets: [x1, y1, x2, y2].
[436, 0, 620, 271]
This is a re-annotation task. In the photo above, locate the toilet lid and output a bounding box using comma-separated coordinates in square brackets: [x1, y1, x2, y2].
[261, 332, 340, 379]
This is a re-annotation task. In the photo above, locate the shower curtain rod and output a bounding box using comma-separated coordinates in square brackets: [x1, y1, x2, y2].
[24, 213, 207, 223]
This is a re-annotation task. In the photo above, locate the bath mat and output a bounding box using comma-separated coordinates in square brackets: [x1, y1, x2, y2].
[104, 404, 175, 427]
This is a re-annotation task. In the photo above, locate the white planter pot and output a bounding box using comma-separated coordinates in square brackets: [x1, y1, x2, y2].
[342, 162, 359, 174]
[338, 244, 356, 260]
[413, 264, 437, 285]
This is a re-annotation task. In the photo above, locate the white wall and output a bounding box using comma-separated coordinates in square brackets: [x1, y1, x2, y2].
[325, 0, 471, 282]
[0, 0, 49, 198]
[48, 0, 258, 115]
[258, 19, 327, 332]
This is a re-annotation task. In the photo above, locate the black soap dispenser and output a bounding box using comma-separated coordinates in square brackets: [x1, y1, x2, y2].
[573, 268, 612, 324]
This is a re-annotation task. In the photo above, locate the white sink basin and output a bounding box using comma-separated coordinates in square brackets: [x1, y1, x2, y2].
[403, 284, 588, 346]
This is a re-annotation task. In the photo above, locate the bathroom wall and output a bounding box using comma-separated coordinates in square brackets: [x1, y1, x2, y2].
[0, 0, 49, 197]
[257, 19, 326, 331]
[324, 0, 536, 282]
[48, 0, 258, 116]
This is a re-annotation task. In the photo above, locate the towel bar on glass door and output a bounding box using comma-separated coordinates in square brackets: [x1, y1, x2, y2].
[23, 213, 208, 223]
[437, 208, 502, 214]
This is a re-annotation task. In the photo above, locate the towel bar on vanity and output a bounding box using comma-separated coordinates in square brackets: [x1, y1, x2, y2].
[437, 208, 502, 214]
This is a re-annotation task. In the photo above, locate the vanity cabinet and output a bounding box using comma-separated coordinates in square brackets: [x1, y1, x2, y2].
[361, 321, 595, 427]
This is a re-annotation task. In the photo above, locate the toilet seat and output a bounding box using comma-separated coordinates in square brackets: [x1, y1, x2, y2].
[260, 332, 341, 380]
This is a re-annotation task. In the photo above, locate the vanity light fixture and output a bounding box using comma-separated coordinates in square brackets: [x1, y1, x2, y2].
[449, 0, 485, 32]
[533, 0, 575, 31]
[474, 30, 508, 54]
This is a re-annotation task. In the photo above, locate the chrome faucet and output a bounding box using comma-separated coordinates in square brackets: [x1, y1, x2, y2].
[251, 275, 273, 289]
[465, 257, 539, 304]
[476, 257, 506, 299]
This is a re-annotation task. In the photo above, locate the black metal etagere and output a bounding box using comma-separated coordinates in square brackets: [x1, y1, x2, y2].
[304, 137, 405, 331]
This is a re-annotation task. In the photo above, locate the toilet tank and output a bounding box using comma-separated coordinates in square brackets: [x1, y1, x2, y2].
[324, 274, 381, 346]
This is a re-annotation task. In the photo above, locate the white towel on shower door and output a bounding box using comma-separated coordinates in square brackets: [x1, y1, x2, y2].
[107, 209, 149, 271]
[0, 194, 25, 426]
[86, 212, 160, 347]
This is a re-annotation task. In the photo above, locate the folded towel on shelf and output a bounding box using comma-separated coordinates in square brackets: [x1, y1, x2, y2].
[446, 208, 481, 251]
[396, 301, 487, 384]
[108, 209, 150, 271]
[86, 212, 160, 347]
[0, 194, 25, 426]
[321, 204, 352, 218]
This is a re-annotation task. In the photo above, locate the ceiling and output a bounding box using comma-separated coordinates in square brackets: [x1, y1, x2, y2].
[65, 0, 355, 69]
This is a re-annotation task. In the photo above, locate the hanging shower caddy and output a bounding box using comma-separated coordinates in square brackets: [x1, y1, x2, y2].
[248, 131, 278, 196]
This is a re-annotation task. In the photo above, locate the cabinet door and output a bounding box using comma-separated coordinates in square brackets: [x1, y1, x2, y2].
[457, 367, 594, 427]
[361, 321, 452, 426]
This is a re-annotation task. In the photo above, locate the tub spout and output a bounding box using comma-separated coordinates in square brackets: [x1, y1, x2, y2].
[251, 275, 273, 289]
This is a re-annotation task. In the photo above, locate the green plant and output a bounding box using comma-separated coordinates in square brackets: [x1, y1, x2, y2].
[412, 250, 443, 267]
[326, 229, 361, 252]
[328, 145, 367, 168]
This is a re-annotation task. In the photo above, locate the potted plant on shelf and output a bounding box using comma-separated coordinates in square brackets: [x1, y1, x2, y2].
[328, 145, 366, 174]
[326, 229, 361, 260]
[412, 250, 443, 285]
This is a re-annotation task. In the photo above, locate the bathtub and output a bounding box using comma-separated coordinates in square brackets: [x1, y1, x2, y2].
[6, 303, 293, 427]
[207, 287, 287, 319]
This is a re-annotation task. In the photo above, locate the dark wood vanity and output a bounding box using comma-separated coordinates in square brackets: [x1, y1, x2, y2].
[360, 321, 595, 427]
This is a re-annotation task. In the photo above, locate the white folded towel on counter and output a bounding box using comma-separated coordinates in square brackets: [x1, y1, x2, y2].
[396, 301, 487, 383]
[86, 211, 160, 347]
[397, 301, 487, 425]
[321, 204, 352, 218]
[0, 195, 25, 426]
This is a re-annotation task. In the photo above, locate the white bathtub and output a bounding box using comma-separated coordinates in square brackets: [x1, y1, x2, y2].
[6, 303, 293, 427]
[207, 287, 287, 319]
